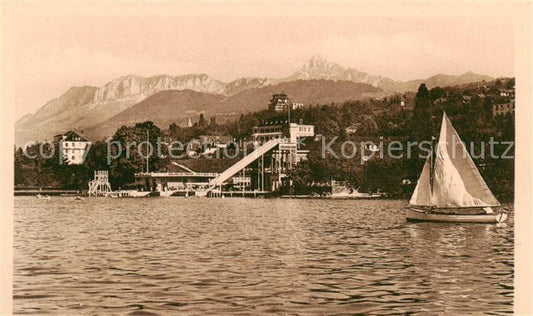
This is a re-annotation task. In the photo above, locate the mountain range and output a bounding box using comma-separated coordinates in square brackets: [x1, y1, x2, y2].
[15, 55, 493, 145]
[84, 79, 386, 140]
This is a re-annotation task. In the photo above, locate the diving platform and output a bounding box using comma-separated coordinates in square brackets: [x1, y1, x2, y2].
[88, 170, 112, 197]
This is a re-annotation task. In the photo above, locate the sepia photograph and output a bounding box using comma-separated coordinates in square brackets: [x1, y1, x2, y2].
[1, 1, 532, 315]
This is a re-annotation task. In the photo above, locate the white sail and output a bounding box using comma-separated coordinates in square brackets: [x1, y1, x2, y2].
[409, 155, 432, 206]
[410, 113, 500, 207]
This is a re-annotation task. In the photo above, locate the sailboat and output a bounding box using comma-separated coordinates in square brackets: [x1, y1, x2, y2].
[406, 113, 508, 224]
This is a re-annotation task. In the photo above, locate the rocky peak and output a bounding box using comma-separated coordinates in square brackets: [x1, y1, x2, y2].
[293, 55, 346, 79]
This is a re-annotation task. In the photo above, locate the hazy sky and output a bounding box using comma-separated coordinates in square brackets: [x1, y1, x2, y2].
[3, 2, 516, 120]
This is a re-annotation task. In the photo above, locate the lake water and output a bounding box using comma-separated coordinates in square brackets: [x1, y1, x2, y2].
[14, 197, 514, 315]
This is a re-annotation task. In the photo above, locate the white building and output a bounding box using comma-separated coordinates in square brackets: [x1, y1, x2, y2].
[53, 131, 91, 165]
[252, 122, 315, 145]
[268, 93, 305, 112]
[292, 102, 304, 110]
[289, 123, 315, 143]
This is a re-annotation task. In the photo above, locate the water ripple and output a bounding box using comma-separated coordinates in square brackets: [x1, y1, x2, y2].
[14, 197, 513, 315]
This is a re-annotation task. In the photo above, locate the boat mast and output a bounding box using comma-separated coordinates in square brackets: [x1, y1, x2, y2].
[429, 136, 435, 194]
[146, 129, 150, 173]
[428, 108, 437, 194]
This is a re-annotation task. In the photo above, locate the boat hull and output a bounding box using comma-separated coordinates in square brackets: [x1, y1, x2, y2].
[330, 193, 381, 199]
[406, 207, 507, 224]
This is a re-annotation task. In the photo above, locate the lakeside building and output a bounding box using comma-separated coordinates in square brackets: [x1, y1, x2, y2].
[253, 119, 314, 143]
[492, 99, 515, 117]
[136, 120, 316, 194]
[216, 119, 317, 191]
[134, 171, 218, 192]
[53, 131, 91, 165]
[289, 122, 314, 143]
[139, 120, 316, 194]
[252, 124, 285, 143]
[136, 93, 315, 195]
[252, 120, 314, 160]
[268, 93, 305, 112]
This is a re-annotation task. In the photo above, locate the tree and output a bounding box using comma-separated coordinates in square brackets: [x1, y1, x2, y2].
[429, 86, 445, 101]
[198, 114, 207, 127]
[169, 123, 179, 138]
[505, 78, 515, 89]
[363, 157, 407, 196]
[412, 83, 433, 142]
[108, 121, 166, 188]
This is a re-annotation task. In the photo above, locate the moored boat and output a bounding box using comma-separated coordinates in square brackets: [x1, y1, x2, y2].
[35, 194, 51, 200]
[108, 190, 151, 198]
[331, 182, 382, 199]
[406, 113, 508, 224]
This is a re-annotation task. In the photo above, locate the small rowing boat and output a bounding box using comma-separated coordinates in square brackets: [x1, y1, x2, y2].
[36, 194, 51, 200]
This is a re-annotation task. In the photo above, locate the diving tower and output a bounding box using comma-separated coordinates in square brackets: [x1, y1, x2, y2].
[88, 170, 112, 197]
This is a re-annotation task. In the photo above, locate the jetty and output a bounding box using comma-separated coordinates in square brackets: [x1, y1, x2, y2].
[14, 189, 80, 196]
